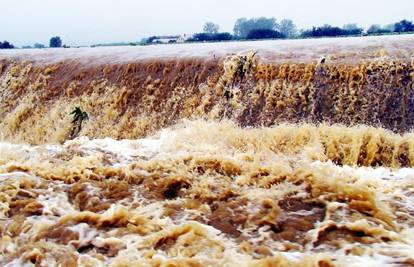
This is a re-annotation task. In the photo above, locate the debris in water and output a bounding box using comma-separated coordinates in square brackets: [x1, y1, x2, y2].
[69, 107, 89, 140]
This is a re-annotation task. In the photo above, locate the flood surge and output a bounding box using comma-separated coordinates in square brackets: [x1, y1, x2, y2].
[1, 35, 414, 266]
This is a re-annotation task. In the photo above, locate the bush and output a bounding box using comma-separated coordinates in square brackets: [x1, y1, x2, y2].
[301, 25, 345, 38]
[34, 43, 45, 49]
[301, 24, 363, 38]
[0, 41, 14, 49]
[189, 32, 233, 42]
[213, 33, 233, 41]
[246, 29, 285, 39]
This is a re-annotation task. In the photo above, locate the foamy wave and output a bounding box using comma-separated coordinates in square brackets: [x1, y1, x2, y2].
[0, 121, 413, 266]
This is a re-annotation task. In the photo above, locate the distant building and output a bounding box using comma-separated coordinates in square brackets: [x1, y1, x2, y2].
[149, 34, 193, 44]
[177, 34, 193, 43]
[150, 36, 179, 44]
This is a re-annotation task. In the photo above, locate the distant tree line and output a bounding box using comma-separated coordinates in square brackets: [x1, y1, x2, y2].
[301, 24, 363, 38]
[185, 18, 414, 43]
[187, 18, 296, 42]
[3, 18, 414, 49]
[22, 43, 46, 49]
[1, 36, 65, 49]
[189, 32, 233, 42]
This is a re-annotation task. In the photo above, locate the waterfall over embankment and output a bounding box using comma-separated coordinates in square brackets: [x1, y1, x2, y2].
[1, 35, 414, 145]
[1, 35, 414, 267]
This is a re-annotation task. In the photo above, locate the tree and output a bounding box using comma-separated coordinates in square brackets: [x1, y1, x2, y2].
[367, 24, 390, 35]
[394, 19, 414, 32]
[49, 36, 62, 48]
[234, 17, 278, 38]
[234, 18, 248, 37]
[34, 43, 45, 49]
[342, 23, 363, 35]
[203, 22, 220, 34]
[367, 24, 380, 34]
[278, 19, 297, 38]
[383, 23, 395, 32]
[246, 29, 285, 40]
[301, 24, 345, 38]
[0, 41, 14, 49]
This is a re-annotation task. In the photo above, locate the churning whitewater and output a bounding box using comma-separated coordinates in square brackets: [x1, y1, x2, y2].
[1, 35, 414, 266]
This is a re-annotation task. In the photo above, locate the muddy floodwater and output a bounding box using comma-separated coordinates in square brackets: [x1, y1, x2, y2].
[1, 35, 414, 266]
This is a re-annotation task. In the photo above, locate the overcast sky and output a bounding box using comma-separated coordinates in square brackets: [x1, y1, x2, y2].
[2, 0, 413, 47]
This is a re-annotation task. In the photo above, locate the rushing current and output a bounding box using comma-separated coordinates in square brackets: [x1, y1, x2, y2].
[1, 35, 414, 266]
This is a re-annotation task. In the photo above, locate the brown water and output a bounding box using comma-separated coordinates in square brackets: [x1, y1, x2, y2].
[1, 36, 414, 266]
[1, 36, 414, 145]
